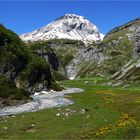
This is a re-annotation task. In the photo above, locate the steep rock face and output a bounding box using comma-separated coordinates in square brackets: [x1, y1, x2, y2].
[32, 39, 104, 80]
[28, 41, 66, 81]
[29, 42, 60, 71]
[103, 18, 140, 81]
[65, 18, 140, 82]
[65, 45, 104, 79]
[29, 39, 86, 80]
[20, 14, 104, 44]
[0, 25, 60, 95]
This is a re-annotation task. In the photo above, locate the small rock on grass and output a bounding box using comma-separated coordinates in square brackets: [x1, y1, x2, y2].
[64, 113, 69, 117]
[66, 108, 71, 111]
[86, 115, 90, 119]
[84, 81, 89, 84]
[56, 113, 60, 116]
[3, 126, 7, 131]
[31, 124, 35, 127]
[80, 108, 90, 114]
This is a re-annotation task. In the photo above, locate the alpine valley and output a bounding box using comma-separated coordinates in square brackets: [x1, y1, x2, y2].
[0, 14, 140, 139]
[20, 14, 140, 83]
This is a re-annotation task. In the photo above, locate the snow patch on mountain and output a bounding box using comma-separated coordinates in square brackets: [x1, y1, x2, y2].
[20, 14, 104, 43]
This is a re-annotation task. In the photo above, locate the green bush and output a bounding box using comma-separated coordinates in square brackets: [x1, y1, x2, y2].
[0, 75, 29, 99]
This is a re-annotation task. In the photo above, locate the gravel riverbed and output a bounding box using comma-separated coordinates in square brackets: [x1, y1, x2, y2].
[0, 88, 84, 116]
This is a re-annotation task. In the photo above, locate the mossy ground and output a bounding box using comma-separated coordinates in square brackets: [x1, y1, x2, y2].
[0, 76, 139, 139]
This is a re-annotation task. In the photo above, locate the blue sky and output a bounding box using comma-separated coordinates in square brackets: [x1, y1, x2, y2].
[0, 1, 140, 35]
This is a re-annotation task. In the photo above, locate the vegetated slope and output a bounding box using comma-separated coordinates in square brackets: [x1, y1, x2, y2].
[20, 14, 104, 44]
[67, 18, 140, 84]
[0, 24, 61, 104]
[101, 18, 140, 76]
[107, 18, 140, 82]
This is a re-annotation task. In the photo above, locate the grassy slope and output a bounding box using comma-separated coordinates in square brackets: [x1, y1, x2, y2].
[0, 77, 139, 139]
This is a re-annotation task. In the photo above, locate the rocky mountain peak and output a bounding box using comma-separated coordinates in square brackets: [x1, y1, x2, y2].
[56, 13, 86, 20]
[20, 14, 104, 44]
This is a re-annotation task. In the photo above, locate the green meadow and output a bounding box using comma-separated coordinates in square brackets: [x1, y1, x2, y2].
[0, 77, 140, 139]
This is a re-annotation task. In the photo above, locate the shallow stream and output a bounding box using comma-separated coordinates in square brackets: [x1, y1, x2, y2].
[0, 88, 84, 116]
